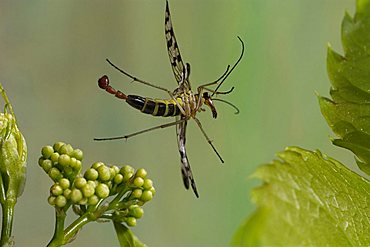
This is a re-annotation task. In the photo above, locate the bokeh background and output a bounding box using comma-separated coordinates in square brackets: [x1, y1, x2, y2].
[0, 0, 358, 246]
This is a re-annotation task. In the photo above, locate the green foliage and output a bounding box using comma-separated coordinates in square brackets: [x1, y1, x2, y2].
[113, 222, 146, 247]
[232, 147, 369, 246]
[233, 0, 370, 246]
[319, 0, 370, 175]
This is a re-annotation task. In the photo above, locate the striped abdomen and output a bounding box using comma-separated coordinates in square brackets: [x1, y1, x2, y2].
[127, 95, 181, 117]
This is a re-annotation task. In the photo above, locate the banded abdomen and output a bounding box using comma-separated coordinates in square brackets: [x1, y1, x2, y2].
[98, 75, 184, 117]
[127, 95, 181, 117]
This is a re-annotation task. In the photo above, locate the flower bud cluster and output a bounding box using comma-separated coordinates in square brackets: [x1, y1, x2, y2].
[39, 142, 155, 227]
[38, 142, 83, 182]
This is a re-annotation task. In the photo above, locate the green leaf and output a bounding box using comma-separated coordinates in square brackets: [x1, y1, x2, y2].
[113, 221, 146, 247]
[319, 0, 370, 175]
[232, 147, 370, 247]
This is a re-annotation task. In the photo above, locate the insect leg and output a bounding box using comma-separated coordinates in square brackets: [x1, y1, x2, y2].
[94, 118, 186, 141]
[106, 59, 173, 94]
[193, 117, 224, 163]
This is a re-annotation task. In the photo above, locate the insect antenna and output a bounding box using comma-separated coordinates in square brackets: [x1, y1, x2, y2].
[212, 98, 240, 114]
[211, 36, 244, 97]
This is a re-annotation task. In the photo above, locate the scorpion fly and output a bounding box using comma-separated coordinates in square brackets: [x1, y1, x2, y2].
[95, 0, 244, 197]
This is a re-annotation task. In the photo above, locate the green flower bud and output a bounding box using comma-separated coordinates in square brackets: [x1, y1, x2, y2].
[69, 157, 80, 170]
[143, 179, 153, 190]
[81, 183, 95, 198]
[87, 195, 99, 206]
[92, 162, 104, 170]
[58, 154, 71, 167]
[120, 165, 134, 176]
[130, 189, 142, 199]
[135, 168, 147, 179]
[74, 177, 87, 189]
[133, 177, 144, 188]
[50, 152, 60, 164]
[95, 183, 110, 198]
[59, 144, 73, 155]
[59, 178, 70, 189]
[0, 96, 27, 199]
[87, 180, 97, 189]
[109, 167, 117, 180]
[97, 165, 111, 182]
[70, 188, 83, 203]
[84, 168, 98, 181]
[113, 174, 124, 184]
[41, 159, 53, 173]
[126, 217, 137, 227]
[150, 187, 156, 196]
[41, 146, 54, 159]
[53, 142, 65, 153]
[71, 149, 83, 161]
[79, 197, 88, 205]
[55, 195, 67, 208]
[48, 167, 63, 181]
[140, 190, 153, 202]
[69, 158, 78, 170]
[129, 205, 144, 219]
[112, 165, 120, 175]
[50, 184, 63, 196]
[63, 188, 72, 199]
[48, 196, 56, 206]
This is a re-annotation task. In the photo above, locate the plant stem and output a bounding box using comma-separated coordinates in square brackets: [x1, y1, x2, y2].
[0, 199, 15, 246]
[47, 208, 66, 247]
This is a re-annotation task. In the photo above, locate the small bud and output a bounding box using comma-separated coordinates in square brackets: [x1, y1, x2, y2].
[71, 149, 83, 161]
[53, 142, 65, 153]
[92, 162, 104, 170]
[97, 165, 111, 182]
[135, 168, 147, 179]
[140, 190, 153, 202]
[133, 177, 144, 188]
[41, 159, 53, 173]
[58, 154, 71, 167]
[74, 177, 87, 189]
[55, 195, 67, 208]
[50, 152, 60, 164]
[130, 189, 142, 199]
[143, 179, 153, 190]
[59, 178, 70, 189]
[84, 168, 99, 181]
[48, 196, 56, 206]
[87, 195, 99, 206]
[95, 183, 110, 198]
[126, 217, 137, 227]
[129, 205, 144, 219]
[70, 188, 83, 203]
[59, 144, 73, 155]
[41, 146, 54, 159]
[48, 167, 63, 181]
[50, 184, 63, 196]
[81, 183, 95, 198]
[63, 188, 72, 199]
[113, 174, 124, 184]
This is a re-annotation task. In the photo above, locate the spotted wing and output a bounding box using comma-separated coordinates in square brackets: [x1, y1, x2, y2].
[165, 0, 191, 90]
[176, 115, 198, 197]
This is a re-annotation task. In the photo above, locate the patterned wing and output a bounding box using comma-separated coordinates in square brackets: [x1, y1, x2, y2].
[176, 115, 199, 197]
[165, 0, 191, 90]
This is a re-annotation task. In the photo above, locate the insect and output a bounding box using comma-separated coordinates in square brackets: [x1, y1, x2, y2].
[95, 0, 244, 197]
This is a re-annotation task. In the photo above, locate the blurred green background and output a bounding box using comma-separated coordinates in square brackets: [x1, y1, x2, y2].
[0, 0, 357, 246]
